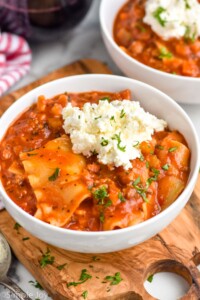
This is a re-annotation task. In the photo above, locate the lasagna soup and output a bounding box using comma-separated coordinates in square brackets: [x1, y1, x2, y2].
[0, 90, 190, 231]
[114, 0, 200, 77]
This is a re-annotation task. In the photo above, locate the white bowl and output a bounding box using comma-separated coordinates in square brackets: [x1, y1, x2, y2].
[100, 0, 200, 104]
[0, 75, 199, 253]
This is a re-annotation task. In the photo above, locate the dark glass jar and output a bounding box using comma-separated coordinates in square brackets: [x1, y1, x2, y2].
[0, 0, 93, 42]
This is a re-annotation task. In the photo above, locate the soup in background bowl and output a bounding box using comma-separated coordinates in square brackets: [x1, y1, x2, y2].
[100, 0, 200, 104]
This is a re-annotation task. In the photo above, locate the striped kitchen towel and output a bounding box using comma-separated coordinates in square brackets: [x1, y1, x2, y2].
[0, 32, 32, 96]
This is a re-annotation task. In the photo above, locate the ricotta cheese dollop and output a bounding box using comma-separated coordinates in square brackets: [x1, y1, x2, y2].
[62, 100, 167, 170]
[143, 0, 200, 40]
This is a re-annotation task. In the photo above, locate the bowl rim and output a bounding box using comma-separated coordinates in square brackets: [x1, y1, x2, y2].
[100, 0, 200, 82]
[0, 74, 199, 237]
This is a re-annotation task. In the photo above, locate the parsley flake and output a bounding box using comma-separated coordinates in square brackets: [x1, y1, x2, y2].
[147, 168, 160, 185]
[105, 199, 112, 207]
[67, 269, 92, 287]
[57, 263, 67, 270]
[118, 192, 125, 202]
[140, 154, 144, 162]
[110, 116, 115, 122]
[29, 280, 43, 290]
[120, 109, 126, 118]
[162, 164, 169, 171]
[101, 137, 109, 147]
[105, 272, 123, 285]
[112, 133, 126, 152]
[14, 222, 21, 233]
[156, 145, 164, 150]
[133, 177, 148, 202]
[100, 212, 105, 223]
[133, 177, 141, 186]
[168, 147, 177, 153]
[48, 168, 60, 181]
[93, 186, 108, 205]
[158, 47, 173, 59]
[147, 274, 154, 283]
[184, 0, 191, 9]
[39, 248, 55, 268]
[133, 141, 139, 147]
[184, 26, 196, 42]
[153, 6, 166, 27]
[100, 96, 110, 102]
[82, 290, 88, 299]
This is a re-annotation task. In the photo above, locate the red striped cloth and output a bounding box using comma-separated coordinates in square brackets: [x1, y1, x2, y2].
[0, 32, 32, 96]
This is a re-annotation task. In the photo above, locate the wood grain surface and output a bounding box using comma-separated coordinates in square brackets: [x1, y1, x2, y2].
[0, 59, 199, 300]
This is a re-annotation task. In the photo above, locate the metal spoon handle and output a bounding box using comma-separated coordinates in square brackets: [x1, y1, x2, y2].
[1, 276, 32, 300]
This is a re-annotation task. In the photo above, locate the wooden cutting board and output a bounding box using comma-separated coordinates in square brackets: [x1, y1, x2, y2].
[0, 59, 200, 300]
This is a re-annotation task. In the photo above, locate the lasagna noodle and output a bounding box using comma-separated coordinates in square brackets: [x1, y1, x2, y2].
[20, 135, 91, 227]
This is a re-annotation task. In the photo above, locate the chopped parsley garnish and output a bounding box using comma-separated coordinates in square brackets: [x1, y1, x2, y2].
[22, 237, 30, 241]
[133, 170, 160, 202]
[14, 222, 21, 233]
[100, 96, 110, 102]
[57, 263, 67, 270]
[156, 145, 164, 150]
[39, 248, 55, 268]
[29, 280, 43, 290]
[93, 186, 108, 205]
[95, 116, 102, 120]
[146, 161, 149, 169]
[120, 109, 126, 118]
[147, 274, 154, 283]
[118, 192, 125, 202]
[82, 290, 88, 299]
[168, 147, 177, 153]
[133, 177, 148, 202]
[184, 0, 191, 9]
[67, 269, 92, 287]
[105, 199, 112, 207]
[153, 6, 166, 27]
[112, 133, 126, 152]
[133, 141, 139, 147]
[110, 116, 115, 122]
[140, 154, 144, 162]
[100, 212, 105, 223]
[133, 176, 141, 186]
[147, 168, 160, 184]
[48, 168, 60, 181]
[184, 26, 196, 42]
[104, 272, 123, 285]
[91, 149, 97, 155]
[158, 47, 173, 59]
[101, 137, 109, 147]
[162, 164, 169, 171]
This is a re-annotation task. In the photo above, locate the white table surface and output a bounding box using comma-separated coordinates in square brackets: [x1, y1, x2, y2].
[1, 1, 200, 299]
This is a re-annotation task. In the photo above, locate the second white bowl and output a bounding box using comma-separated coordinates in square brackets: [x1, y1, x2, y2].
[100, 0, 200, 104]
